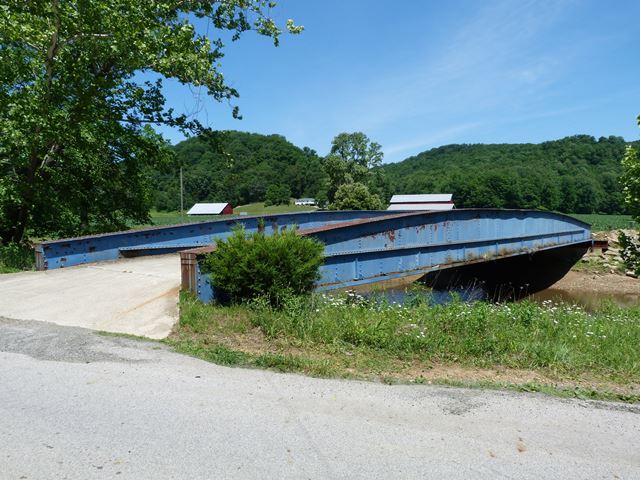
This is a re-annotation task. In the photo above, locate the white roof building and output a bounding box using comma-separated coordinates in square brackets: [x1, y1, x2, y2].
[295, 198, 316, 206]
[387, 194, 454, 212]
[187, 203, 232, 215]
[389, 194, 452, 203]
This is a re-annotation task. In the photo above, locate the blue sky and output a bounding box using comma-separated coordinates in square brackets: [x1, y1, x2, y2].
[155, 0, 640, 163]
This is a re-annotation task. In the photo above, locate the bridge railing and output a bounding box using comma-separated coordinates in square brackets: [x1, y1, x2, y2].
[34, 210, 393, 270]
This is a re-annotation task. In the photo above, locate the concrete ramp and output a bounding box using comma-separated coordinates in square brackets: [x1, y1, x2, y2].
[0, 255, 179, 339]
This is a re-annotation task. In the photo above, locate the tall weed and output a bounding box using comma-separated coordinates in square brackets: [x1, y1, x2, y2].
[246, 293, 640, 379]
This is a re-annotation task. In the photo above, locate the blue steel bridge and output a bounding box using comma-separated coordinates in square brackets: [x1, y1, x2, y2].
[35, 209, 594, 303]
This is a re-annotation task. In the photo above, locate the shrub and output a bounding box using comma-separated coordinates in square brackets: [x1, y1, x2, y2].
[330, 182, 383, 210]
[203, 226, 324, 306]
[618, 230, 640, 275]
[0, 242, 35, 273]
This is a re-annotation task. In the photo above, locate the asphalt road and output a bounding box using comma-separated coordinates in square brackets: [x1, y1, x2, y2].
[1, 317, 639, 480]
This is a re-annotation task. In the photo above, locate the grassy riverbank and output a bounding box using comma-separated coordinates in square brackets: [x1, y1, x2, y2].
[168, 292, 640, 402]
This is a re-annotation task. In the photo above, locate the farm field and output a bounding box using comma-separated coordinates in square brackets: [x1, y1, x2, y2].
[234, 202, 317, 215]
[568, 213, 637, 231]
[145, 203, 316, 227]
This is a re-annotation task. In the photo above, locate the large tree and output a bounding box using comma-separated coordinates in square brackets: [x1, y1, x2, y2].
[0, 1, 302, 243]
[322, 132, 386, 209]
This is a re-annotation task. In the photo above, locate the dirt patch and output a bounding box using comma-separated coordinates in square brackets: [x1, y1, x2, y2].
[553, 271, 640, 296]
[394, 360, 639, 397]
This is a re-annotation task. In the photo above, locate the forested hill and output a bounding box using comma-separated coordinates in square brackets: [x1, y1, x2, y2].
[153, 132, 635, 214]
[153, 131, 326, 211]
[381, 135, 637, 214]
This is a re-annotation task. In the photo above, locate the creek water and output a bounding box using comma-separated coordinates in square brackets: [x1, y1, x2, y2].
[357, 282, 639, 310]
[528, 287, 639, 310]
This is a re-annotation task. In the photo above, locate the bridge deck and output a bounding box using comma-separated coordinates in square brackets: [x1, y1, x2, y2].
[0, 255, 179, 338]
[177, 209, 592, 303]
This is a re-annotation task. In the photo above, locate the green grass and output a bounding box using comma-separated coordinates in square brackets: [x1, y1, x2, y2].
[424, 378, 640, 403]
[144, 202, 316, 228]
[94, 330, 158, 342]
[569, 213, 638, 232]
[145, 209, 221, 226]
[170, 292, 640, 401]
[234, 201, 316, 215]
[166, 338, 336, 377]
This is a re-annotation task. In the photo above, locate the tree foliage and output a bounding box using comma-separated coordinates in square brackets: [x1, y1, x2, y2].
[155, 132, 634, 215]
[321, 132, 390, 209]
[621, 114, 640, 221]
[618, 230, 640, 275]
[265, 184, 291, 206]
[153, 131, 325, 210]
[384, 135, 636, 214]
[204, 226, 324, 306]
[0, 1, 301, 243]
[331, 182, 383, 210]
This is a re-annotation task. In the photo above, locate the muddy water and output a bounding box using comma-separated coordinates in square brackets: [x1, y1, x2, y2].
[355, 278, 639, 310]
[528, 287, 639, 310]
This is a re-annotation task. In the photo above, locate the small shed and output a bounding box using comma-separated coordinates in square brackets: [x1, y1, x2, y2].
[387, 194, 454, 211]
[187, 203, 233, 215]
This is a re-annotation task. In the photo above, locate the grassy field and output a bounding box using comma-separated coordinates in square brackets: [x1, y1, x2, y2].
[167, 292, 640, 402]
[234, 202, 317, 215]
[569, 213, 637, 231]
[146, 210, 220, 226]
[145, 203, 316, 227]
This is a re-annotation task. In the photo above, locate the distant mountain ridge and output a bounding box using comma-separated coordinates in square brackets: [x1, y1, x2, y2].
[381, 135, 637, 214]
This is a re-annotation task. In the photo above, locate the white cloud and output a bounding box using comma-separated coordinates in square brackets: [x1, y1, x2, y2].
[384, 122, 482, 158]
[340, 0, 576, 131]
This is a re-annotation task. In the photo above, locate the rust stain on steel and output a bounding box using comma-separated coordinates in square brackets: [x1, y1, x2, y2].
[385, 230, 396, 242]
[298, 212, 422, 236]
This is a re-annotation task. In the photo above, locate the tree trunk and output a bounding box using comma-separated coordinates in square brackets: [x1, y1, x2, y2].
[0, 203, 28, 244]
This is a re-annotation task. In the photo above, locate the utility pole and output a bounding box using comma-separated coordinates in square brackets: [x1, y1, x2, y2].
[180, 166, 184, 217]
